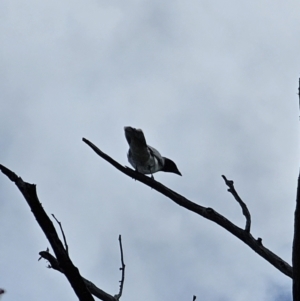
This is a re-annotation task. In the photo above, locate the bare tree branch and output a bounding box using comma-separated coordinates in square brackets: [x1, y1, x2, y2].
[115, 235, 126, 300]
[293, 172, 300, 300]
[82, 138, 292, 278]
[192, 295, 196, 301]
[39, 251, 116, 301]
[0, 164, 94, 301]
[293, 78, 300, 301]
[221, 175, 251, 232]
[52, 214, 69, 254]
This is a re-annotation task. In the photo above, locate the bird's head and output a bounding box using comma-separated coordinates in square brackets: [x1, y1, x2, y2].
[161, 158, 182, 176]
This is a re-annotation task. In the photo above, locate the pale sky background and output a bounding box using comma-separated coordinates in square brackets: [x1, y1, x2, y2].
[0, 0, 299, 300]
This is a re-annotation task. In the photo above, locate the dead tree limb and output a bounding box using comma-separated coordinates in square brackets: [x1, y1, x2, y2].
[292, 78, 300, 300]
[0, 164, 94, 301]
[39, 251, 115, 301]
[221, 175, 251, 232]
[82, 138, 292, 279]
[293, 172, 300, 300]
[114, 235, 126, 300]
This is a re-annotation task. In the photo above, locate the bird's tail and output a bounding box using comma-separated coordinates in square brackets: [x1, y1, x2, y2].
[124, 127, 147, 146]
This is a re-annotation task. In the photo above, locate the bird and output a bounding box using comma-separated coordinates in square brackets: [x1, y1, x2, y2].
[124, 126, 181, 177]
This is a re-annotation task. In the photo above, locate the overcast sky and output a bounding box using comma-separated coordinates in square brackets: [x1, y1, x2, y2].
[1, 0, 299, 300]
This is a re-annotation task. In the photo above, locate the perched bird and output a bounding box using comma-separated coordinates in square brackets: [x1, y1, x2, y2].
[124, 126, 181, 177]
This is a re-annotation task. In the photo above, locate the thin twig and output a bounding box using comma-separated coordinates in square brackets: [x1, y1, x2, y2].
[82, 139, 292, 278]
[52, 214, 69, 254]
[222, 175, 251, 233]
[115, 235, 126, 300]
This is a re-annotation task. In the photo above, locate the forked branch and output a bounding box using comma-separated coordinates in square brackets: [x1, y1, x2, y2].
[39, 251, 115, 301]
[82, 138, 292, 278]
[52, 214, 69, 254]
[0, 164, 94, 301]
[0, 163, 128, 301]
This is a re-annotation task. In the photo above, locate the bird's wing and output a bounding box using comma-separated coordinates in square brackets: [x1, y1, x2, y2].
[148, 145, 164, 167]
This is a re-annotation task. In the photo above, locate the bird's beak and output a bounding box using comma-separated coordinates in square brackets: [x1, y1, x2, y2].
[176, 170, 182, 176]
